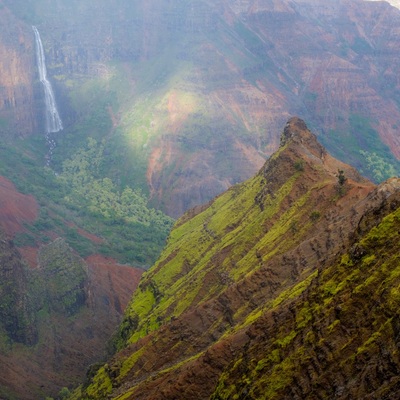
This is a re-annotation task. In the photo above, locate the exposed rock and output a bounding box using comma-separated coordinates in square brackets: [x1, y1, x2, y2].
[0, 229, 37, 346]
[0, 178, 144, 399]
[0, 4, 38, 135]
[79, 118, 400, 399]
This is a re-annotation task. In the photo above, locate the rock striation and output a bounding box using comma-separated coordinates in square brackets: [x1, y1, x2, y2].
[0, 4, 38, 135]
[1, 0, 400, 216]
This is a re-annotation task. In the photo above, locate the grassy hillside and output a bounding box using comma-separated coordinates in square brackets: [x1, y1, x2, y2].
[0, 133, 173, 267]
[211, 187, 400, 399]
[69, 119, 400, 399]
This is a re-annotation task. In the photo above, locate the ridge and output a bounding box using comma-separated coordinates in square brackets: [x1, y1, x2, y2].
[71, 118, 400, 400]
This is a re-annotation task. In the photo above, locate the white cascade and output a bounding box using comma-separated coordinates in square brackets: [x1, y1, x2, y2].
[32, 26, 63, 134]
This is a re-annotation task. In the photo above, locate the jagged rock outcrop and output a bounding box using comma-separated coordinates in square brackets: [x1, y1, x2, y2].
[75, 118, 400, 399]
[36, 238, 88, 316]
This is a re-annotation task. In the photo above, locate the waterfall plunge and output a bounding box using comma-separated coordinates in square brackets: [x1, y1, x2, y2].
[32, 26, 63, 134]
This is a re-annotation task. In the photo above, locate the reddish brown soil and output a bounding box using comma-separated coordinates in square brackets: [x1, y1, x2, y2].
[0, 177, 145, 399]
[0, 251, 144, 400]
[0, 176, 38, 236]
[99, 119, 400, 400]
[86, 254, 143, 311]
[66, 221, 104, 244]
[17, 246, 38, 268]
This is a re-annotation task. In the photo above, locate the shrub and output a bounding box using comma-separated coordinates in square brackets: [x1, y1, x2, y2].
[310, 211, 321, 222]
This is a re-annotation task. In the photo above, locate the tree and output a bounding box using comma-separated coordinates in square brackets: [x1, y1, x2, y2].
[338, 170, 346, 186]
[337, 170, 347, 196]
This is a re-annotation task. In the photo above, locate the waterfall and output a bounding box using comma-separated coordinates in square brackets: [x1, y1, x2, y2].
[32, 26, 63, 134]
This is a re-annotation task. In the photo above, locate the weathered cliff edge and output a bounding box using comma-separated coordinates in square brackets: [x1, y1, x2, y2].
[0, 4, 38, 135]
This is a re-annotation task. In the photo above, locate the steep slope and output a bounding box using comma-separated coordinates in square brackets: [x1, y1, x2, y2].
[0, 236, 143, 400]
[1, 0, 400, 217]
[0, 176, 38, 235]
[211, 183, 400, 399]
[74, 118, 400, 399]
[0, 178, 143, 400]
[0, 1, 38, 136]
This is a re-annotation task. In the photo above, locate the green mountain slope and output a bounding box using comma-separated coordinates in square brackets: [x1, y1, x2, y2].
[72, 118, 400, 399]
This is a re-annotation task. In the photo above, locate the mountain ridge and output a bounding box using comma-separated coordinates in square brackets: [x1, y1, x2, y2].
[0, 1, 400, 396]
[74, 118, 400, 399]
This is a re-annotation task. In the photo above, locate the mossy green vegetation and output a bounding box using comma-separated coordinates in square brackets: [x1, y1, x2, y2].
[359, 150, 397, 182]
[36, 238, 87, 316]
[58, 138, 173, 263]
[323, 114, 400, 183]
[106, 136, 330, 386]
[85, 365, 113, 399]
[72, 119, 400, 399]
[0, 132, 173, 266]
[212, 200, 400, 399]
[117, 173, 267, 346]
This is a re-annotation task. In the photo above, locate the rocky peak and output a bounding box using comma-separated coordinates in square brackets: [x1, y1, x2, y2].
[278, 117, 371, 185]
[257, 117, 369, 208]
[280, 117, 326, 158]
[376, 176, 400, 198]
[79, 118, 400, 399]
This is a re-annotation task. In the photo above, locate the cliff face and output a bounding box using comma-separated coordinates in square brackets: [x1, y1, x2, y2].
[0, 3, 38, 135]
[0, 231, 37, 347]
[0, 241, 143, 399]
[0, 177, 143, 400]
[77, 118, 400, 399]
[232, 0, 400, 164]
[1, 0, 400, 216]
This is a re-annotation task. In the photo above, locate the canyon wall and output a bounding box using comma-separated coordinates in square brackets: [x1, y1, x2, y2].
[0, 0, 399, 217]
[0, 3, 38, 135]
[0, 176, 143, 399]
